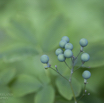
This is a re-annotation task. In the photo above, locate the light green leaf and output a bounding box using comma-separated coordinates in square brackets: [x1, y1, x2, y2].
[0, 42, 39, 63]
[5, 93, 35, 103]
[34, 85, 55, 103]
[55, 95, 84, 103]
[0, 85, 13, 103]
[0, 68, 16, 85]
[0, 85, 11, 93]
[10, 74, 42, 97]
[56, 76, 81, 100]
[8, 20, 37, 44]
[41, 15, 69, 52]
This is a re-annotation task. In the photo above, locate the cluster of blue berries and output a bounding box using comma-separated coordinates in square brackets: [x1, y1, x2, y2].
[40, 36, 91, 102]
[56, 36, 73, 62]
[40, 36, 91, 79]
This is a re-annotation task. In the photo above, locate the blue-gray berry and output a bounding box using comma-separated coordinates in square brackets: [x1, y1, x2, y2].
[65, 43, 73, 50]
[79, 38, 88, 47]
[64, 49, 73, 58]
[81, 53, 90, 62]
[59, 40, 67, 48]
[55, 48, 63, 56]
[61, 36, 70, 43]
[40, 55, 49, 64]
[82, 70, 91, 79]
[58, 54, 66, 62]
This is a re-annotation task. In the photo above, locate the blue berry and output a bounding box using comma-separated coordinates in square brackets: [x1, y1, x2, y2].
[55, 48, 63, 56]
[40, 55, 49, 64]
[58, 54, 66, 62]
[64, 49, 73, 58]
[65, 43, 73, 50]
[81, 53, 90, 62]
[61, 36, 70, 43]
[59, 40, 67, 48]
[79, 38, 88, 47]
[82, 70, 91, 79]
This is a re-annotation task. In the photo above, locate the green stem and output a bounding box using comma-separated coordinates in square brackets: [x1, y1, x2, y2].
[69, 58, 77, 103]
[74, 64, 83, 72]
[64, 61, 71, 70]
[69, 82, 77, 103]
[78, 84, 86, 101]
[49, 66, 77, 103]
[75, 51, 81, 61]
[49, 67, 69, 82]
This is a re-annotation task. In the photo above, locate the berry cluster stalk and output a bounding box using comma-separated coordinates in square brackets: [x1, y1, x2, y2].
[49, 51, 83, 103]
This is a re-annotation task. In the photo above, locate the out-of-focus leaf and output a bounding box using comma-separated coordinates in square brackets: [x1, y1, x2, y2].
[7, 20, 37, 44]
[5, 93, 35, 103]
[56, 76, 81, 100]
[0, 85, 10, 93]
[34, 85, 55, 103]
[10, 74, 42, 97]
[5, 97, 26, 103]
[0, 68, 16, 85]
[0, 85, 13, 103]
[0, 55, 51, 85]
[0, 43, 39, 63]
[81, 92, 103, 103]
[55, 95, 84, 103]
[41, 15, 69, 52]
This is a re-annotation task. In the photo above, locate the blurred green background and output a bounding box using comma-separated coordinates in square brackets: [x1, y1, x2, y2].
[0, 0, 104, 103]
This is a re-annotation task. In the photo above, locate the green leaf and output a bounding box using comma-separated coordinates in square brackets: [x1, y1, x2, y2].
[34, 85, 55, 103]
[0, 85, 13, 103]
[41, 15, 69, 52]
[8, 20, 37, 44]
[5, 93, 35, 103]
[0, 42, 39, 63]
[81, 92, 103, 103]
[0, 85, 11, 93]
[0, 68, 16, 85]
[55, 95, 84, 103]
[10, 74, 42, 97]
[56, 76, 81, 100]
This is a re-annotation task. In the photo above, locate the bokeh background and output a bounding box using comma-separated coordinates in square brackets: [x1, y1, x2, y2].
[0, 0, 104, 103]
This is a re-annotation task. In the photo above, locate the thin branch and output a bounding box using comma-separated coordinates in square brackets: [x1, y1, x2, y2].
[49, 67, 69, 82]
[64, 61, 71, 70]
[69, 60, 77, 103]
[78, 84, 86, 101]
[74, 64, 83, 72]
[74, 51, 81, 60]
[49, 66, 77, 103]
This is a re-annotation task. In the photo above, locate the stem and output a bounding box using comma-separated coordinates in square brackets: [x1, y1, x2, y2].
[69, 82, 77, 103]
[49, 67, 69, 82]
[75, 51, 81, 61]
[64, 61, 71, 70]
[49, 66, 77, 103]
[69, 58, 77, 103]
[78, 83, 86, 101]
[74, 64, 83, 72]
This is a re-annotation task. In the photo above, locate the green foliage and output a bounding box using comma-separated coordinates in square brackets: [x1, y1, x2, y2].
[0, 68, 16, 85]
[10, 74, 42, 97]
[0, 0, 104, 103]
[56, 77, 81, 100]
[34, 85, 55, 103]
